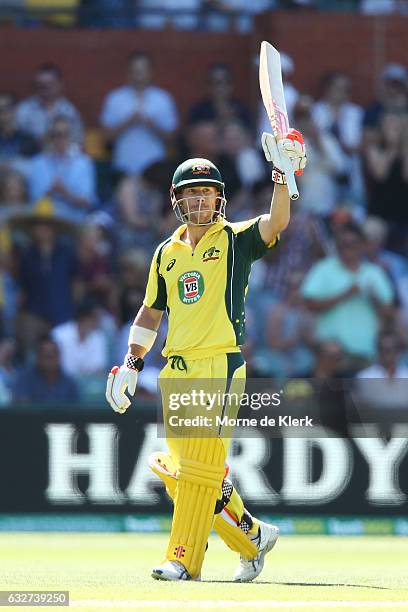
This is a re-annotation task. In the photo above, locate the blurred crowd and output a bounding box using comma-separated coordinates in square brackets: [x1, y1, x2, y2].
[0, 46, 408, 407]
[3, 1, 408, 31]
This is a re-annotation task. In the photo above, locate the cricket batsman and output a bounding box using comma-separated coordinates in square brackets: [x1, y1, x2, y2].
[106, 129, 306, 581]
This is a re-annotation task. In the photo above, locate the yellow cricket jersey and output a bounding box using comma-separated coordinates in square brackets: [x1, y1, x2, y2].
[143, 216, 278, 359]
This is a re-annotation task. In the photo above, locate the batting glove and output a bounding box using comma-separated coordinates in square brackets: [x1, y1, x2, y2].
[262, 129, 307, 185]
[106, 365, 138, 414]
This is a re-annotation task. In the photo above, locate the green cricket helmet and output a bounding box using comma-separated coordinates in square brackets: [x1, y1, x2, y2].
[170, 158, 226, 225]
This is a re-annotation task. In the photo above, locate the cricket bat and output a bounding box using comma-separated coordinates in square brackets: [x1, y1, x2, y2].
[259, 40, 299, 201]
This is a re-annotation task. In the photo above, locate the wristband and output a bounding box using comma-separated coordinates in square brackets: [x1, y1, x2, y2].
[125, 354, 144, 372]
[271, 167, 287, 185]
[128, 325, 157, 351]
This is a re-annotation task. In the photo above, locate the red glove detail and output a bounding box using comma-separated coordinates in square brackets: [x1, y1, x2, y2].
[286, 128, 304, 145]
[286, 129, 305, 176]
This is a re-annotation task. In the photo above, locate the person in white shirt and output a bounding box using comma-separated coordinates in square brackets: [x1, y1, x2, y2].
[292, 95, 347, 215]
[100, 52, 179, 176]
[52, 300, 109, 379]
[15, 64, 83, 145]
[312, 72, 365, 206]
[355, 331, 408, 410]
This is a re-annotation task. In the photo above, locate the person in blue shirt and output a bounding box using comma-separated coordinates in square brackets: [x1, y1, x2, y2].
[13, 336, 79, 405]
[28, 116, 96, 222]
[16, 209, 79, 350]
[100, 52, 179, 176]
[302, 222, 394, 368]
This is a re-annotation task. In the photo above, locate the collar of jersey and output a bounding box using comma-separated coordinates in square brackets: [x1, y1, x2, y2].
[170, 218, 227, 244]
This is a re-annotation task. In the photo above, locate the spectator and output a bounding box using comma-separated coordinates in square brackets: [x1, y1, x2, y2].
[76, 221, 115, 311]
[302, 223, 394, 369]
[257, 52, 299, 140]
[138, 0, 203, 30]
[52, 299, 109, 380]
[0, 92, 39, 174]
[250, 185, 326, 299]
[13, 336, 79, 405]
[14, 200, 80, 351]
[360, 0, 407, 15]
[222, 119, 266, 190]
[313, 72, 363, 153]
[114, 171, 164, 252]
[363, 63, 408, 138]
[185, 120, 242, 200]
[116, 248, 149, 326]
[205, 0, 273, 33]
[313, 71, 364, 206]
[0, 170, 29, 320]
[308, 340, 351, 435]
[15, 64, 83, 144]
[355, 331, 408, 411]
[0, 337, 16, 405]
[100, 51, 179, 176]
[357, 331, 408, 379]
[0, 170, 28, 208]
[293, 95, 347, 215]
[364, 111, 408, 253]
[28, 116, 96, 221]
[362, 216, 408, 286]
[253, 272, 315, 377]
[78, 0, 134, 27]
[187, 63, 251, 129]
[310, 340, 345, 379]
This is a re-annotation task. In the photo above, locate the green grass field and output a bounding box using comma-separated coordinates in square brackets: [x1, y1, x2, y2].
[0, 533, 407, 611]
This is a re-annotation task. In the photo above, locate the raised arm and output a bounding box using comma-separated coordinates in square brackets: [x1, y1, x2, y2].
[259, 128, 307, 244]
[258, 184, 290, 245]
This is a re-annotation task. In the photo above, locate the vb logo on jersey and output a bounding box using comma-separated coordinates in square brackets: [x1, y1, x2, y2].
[202, 246, 220, 262]
[178, 271, 205, 304]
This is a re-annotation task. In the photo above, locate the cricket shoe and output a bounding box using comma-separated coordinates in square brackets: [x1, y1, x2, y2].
[151, 560, 200, 581]
[233, 521, 279, 582]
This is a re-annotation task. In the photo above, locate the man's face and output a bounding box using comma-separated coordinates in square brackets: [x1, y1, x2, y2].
[187, 122, 220, 159]
[178, 185, 219, 225]
[209, 67, 232, 99]
[37, 341, 60, 376]
[49, 120, 71, 153]
[0, 94, 14, 131]
[35, 70, 61, 101]
[128, 57, 152, 89]
[32, 222, 55, 245]
[327, 75, 351, 105]
[336, 230, 363, 264]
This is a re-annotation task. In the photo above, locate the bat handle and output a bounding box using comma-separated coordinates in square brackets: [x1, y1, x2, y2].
[285, 169, 299, 201]
[277, 139, 299, 201]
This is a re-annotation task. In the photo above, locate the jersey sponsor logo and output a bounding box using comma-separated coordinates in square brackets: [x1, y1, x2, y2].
[202, 246, 220, 262]
[191, 163, 211, 175]
[166, 258, 176, 271]
[178, 271, 205, 304]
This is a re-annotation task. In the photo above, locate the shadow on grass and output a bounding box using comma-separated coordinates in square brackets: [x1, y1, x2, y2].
[201, 580, 391, 589]
[276, 582, 391, 590]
